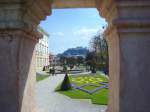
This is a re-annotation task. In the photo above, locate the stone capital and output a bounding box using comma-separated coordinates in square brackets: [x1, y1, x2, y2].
[97, 0, 150, 37]
[0, 0, 52, 39]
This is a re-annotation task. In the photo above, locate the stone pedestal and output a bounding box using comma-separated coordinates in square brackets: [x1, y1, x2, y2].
[97, 0, 150, 112]
[0, 0, 52, 112]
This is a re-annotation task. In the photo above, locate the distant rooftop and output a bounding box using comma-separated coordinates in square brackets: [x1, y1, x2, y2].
[38, 26, 50, 37]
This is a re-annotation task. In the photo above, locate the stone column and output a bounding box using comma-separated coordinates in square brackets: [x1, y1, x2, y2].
[97, 0, 150, 112]
[0, 1, 52, 112]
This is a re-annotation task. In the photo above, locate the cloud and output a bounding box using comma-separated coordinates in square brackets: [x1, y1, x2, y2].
[52, 32, 64, 37]
[73, 27, 99, 40]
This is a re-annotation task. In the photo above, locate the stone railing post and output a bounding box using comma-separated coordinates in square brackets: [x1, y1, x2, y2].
[0, 0, 52, 112]
[97, 0, 150, 112]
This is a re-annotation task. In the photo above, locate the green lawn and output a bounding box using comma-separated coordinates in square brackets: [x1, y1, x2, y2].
[36, 75, 50, 82]
[55, 73, 109, 105]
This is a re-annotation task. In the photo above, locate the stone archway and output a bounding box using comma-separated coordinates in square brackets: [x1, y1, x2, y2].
[0, 0, 150, 112]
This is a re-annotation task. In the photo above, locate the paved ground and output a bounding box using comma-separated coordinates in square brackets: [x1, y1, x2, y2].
[36, 74, 107, 112]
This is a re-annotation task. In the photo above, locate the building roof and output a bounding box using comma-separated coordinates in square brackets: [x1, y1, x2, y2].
[38, 26, 50, 37]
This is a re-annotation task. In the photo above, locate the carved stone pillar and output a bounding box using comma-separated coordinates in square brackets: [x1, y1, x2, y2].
[0, 0, 52, 112]
[97, 0, 150, 112]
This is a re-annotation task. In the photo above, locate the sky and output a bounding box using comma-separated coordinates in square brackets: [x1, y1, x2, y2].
[40, 8, 107, 55]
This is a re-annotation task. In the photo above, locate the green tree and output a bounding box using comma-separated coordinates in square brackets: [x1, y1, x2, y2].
[77, 56, 84, 66]
[66, 57, 77, 69]
[85, 52, 96, 73]
[59, 56, 66, 66]
[88, 32, 109, 74]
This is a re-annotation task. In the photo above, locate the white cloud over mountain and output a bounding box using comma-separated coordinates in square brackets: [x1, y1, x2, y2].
[73, 27, 99, 40]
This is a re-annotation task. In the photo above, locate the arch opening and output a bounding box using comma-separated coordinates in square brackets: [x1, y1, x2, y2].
[36, 8, 109, 112]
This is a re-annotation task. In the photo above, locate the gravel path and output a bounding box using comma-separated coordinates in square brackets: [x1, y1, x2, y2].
[36, 74, 107, 112]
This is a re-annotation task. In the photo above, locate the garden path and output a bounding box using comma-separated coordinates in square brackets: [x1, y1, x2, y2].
[36, 74, 107, 112]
